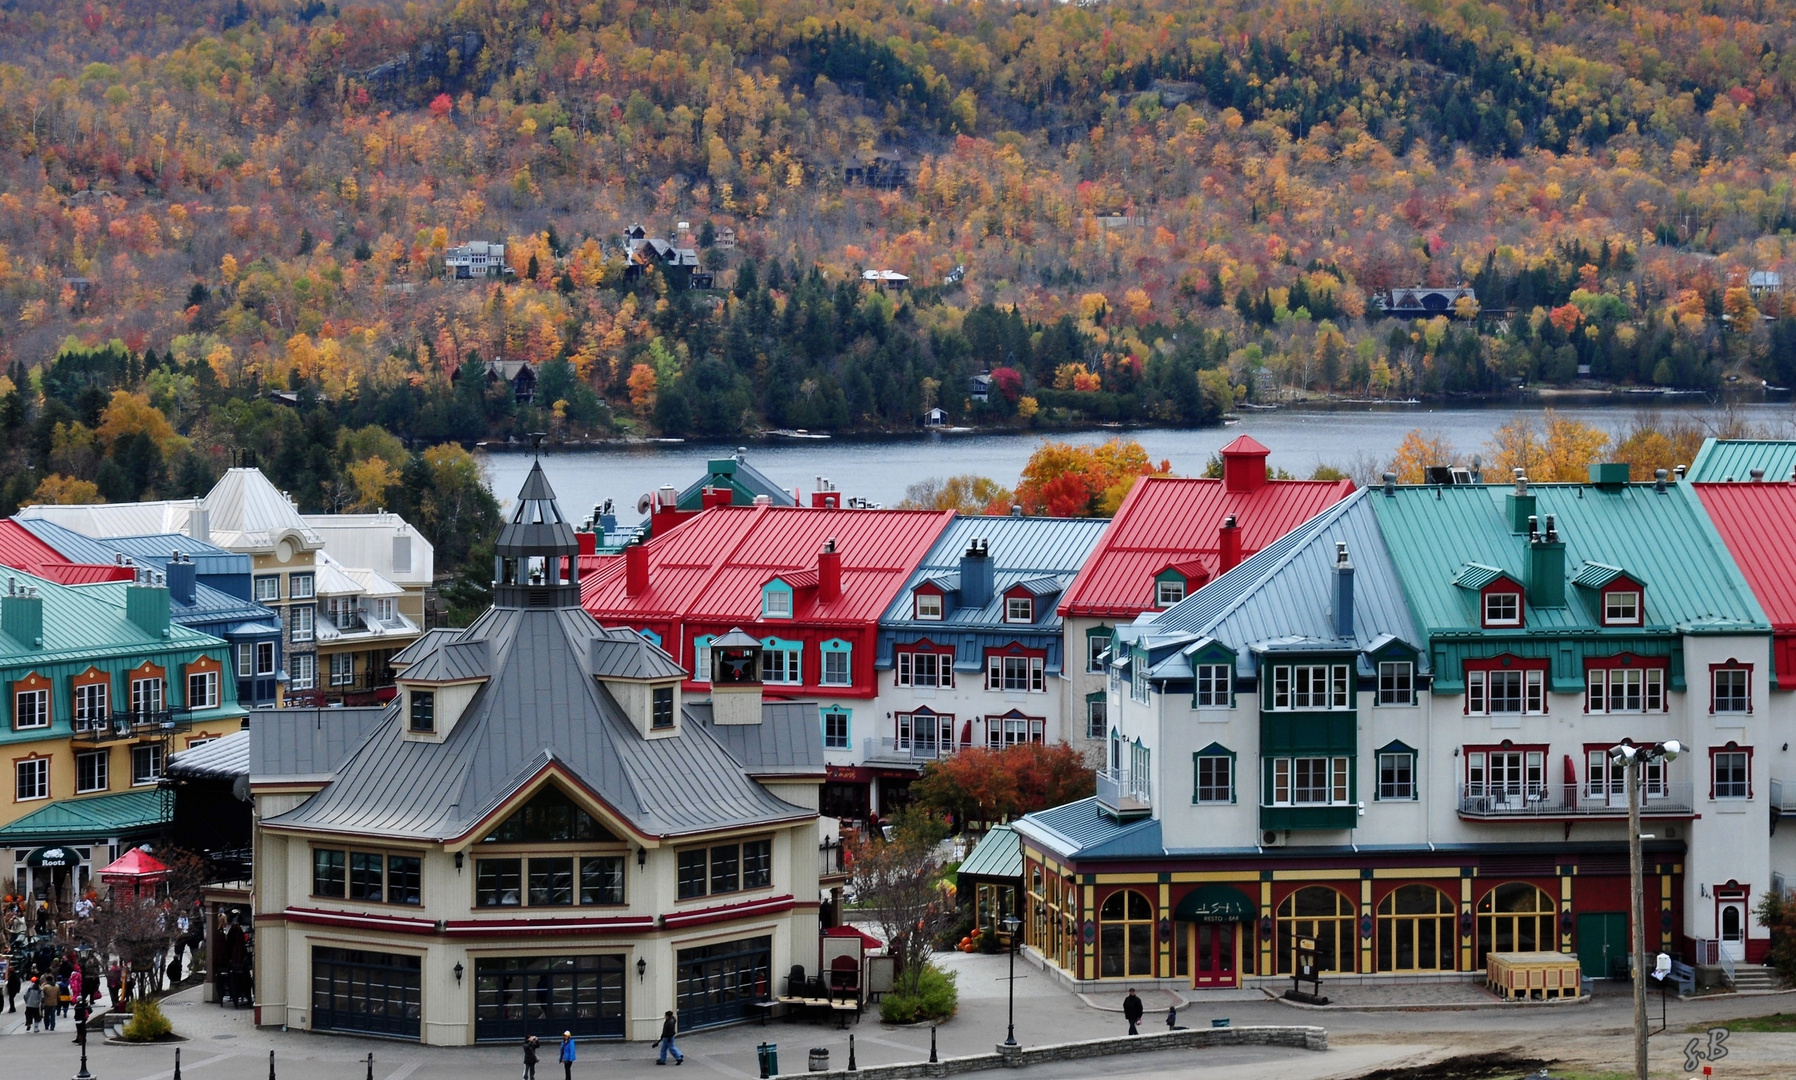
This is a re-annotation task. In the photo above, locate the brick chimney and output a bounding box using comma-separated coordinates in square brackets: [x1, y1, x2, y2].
[818, 539, 842, 603]
[624, 542, 649, 596]
[1218, 515, 1243, 573]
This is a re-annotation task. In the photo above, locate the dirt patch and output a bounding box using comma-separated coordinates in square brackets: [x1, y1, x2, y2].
[1351, 1052, 1552, 1080]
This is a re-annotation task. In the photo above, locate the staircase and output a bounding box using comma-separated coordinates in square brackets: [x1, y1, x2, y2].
[1730, 965, 1784, 993]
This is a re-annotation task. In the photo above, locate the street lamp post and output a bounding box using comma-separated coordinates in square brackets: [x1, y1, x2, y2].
[1609, 739, 1682, 1080]
[1002, 913, 1023, 1048]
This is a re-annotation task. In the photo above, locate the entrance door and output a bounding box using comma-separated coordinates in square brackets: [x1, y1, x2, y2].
[1720, 901, 1747, 962]
[311, 947, 422, 1039]
[473, 955, 626, 1042]
[1190, 923, 1238, 988]
[1575, 912, 1629, 979]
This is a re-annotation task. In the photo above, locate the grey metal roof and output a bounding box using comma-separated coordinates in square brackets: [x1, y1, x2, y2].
[251, 707, 389, 784]
[589, 631, 688, 680]
[265, 604, 814, 841]
[497, 460, 580, 556]
[1012, 798, 1164, 861]
[16, 518, 273, 628]
[685, 699, 825, 776]
[957, 824, 1023, 882]
[1115, 488, 1426, 678]
[167, 729, 251, 780]
[399, 636, 492, 682]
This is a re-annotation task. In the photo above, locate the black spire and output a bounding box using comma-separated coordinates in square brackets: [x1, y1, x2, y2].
[494, 460, 582, 608]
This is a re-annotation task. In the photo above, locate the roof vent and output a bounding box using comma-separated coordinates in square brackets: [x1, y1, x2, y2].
[1752, 468, 1766, 483]
[1674, 465, 1686, 480]
[1655, 468, 1668, 494]
[1011, 504, 1023, 517]
[1382, 472, 1396, 497]
[1514, 470, 1528, 496]
[753, 494, 773, 507]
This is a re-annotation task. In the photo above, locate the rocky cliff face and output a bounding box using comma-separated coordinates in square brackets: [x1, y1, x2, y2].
[360, 29, 488, 101]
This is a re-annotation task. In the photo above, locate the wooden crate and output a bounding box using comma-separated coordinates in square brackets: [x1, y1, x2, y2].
[1486, 951, 1581, 1000]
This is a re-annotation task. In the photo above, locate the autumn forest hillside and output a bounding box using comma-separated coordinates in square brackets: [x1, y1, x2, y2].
[2, 0, 1796, 460]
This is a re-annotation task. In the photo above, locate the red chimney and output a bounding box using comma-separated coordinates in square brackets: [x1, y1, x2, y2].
[817, 539, 842, 602]
[1218, 515, 1243, 573]
[577, 530, 597, 557]
[702, 486, 733, 511]
[1219, 435, 1270, 493]
[624, 543, 649, 596]
[811, 491, 841, 509]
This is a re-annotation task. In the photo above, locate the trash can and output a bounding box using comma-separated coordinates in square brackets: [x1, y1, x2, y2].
[808, 1047, 830, 1072]
[1211, 1018, 1230, 1028]
[757, 1042, 780, 1078]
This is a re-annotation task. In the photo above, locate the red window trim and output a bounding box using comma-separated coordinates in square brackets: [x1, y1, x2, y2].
[1461, 654, 1550, 716]
[1479, 579, 1525, 629]
[984, 642, 1049, 661]
[1461, 654, 1549, 674]
[1461, 741, 1550, 784]
[1709, 659, 1753, 716]
[1708, 742, 1753, 800]
[11, 751, 52, 802]
[1597, 577, 1645, 626]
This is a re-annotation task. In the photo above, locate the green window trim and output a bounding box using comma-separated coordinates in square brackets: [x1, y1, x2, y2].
[1373, 740, 1418, 802]
[1193, 743, 1237, 805]
[761, 580, 795, 619]
[820, 706, 851, 750]
[1085, 624, 1115, 673]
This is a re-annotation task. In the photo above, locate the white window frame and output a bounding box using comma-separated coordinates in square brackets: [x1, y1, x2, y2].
[1466, 668, 1545, 715]
[692, 636, 714, 682]
[1268, 756, 1351, 806]
[75, 749, 108, 794]
[820, 642, 852, 687]
[1483, 590, 1521, 626]
[329, 652, 355, 687]
[1466, 750, 1544, 800]
[1713, 668, 1751, 714]
[760, 643, 802, 685]
[914, 592, 943, 621]
[1086, 631, 1112, 674]
[290, 604, 315, 643]
[762, 586, 793, 619]
[1004, 596, 1033, 624]
[986, 714, 1044, 749]
[1377, 661, 1415, 706]
[896, 650, 954, 689]
[289, 572, 315, 600]
[130, 676, 164, 715]
[1587, 666, 1665, 714]
[15, 757, 49, 801]
[1155, 580, 1185, 607]
[256, 641, 277, 676]
[988, 654, 1045, 693]
[1586, 750, 1667, 798]
[13, 688, 48, 730]
[1269, 664, 1350, 711]
[1604, 590, 1641, 625]
[74, 682, 108, 732]
[289, 652, 316, 691]
[187, 668, 220, 709]
[254, 575, 280, 602]
[130, 743, 164, 786]
[1194, 663, 1231, 707]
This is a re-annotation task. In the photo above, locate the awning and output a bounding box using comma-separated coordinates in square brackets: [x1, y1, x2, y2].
[99, 846, 170, 883]
[0, 789, 167, 846]
[25, 845, 82, 868]
[958, 825, 1023, 883]
[823, 925, 884, 950]
[1173, 884, 1256, 923]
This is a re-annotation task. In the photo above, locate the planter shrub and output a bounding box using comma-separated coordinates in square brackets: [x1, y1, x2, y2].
[120, 998, 173, 1041]
[879, 962, 958, 1024]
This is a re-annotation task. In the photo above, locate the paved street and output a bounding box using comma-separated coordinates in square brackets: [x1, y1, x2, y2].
[4, 951, 1796, 1080]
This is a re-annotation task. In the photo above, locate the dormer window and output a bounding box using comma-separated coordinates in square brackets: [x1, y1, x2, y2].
[762, 582, 793, 619]
[1483, 591, 1520, 627]
[1005, 596, 1033, 623]
[1604, 590, 1640, 625]
[651, 686, 674, 729]
[409, 690, 435, 733]
[914, 592, 943, 620]
[1156, 580, 1185, 607]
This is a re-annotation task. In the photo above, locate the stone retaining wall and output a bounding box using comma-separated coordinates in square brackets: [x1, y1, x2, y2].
[791, 1024, 1328, 1079]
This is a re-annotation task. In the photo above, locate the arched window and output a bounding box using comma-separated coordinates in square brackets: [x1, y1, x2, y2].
[1276, 886, 1356, 974]
[1377, 885, 1456, 972]
[1477, 883, 1556, 967]
[1099, 889, 1155, 978]
[1061, 875, 1079, 972]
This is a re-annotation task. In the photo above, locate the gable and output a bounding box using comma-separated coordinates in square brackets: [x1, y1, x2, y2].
[478, 782, 624, 845]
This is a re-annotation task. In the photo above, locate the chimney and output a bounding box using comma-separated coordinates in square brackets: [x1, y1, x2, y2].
[1505, 472, 1536, 533]
[1332, 542, 1355, 638]
[187, 505, 210, 544]
[126, 568, 172, 636]
[1588, 462, 1630, 490]
[1382, 472, 1396, 497]
[1, 577, 43, 647]
[702, 486, 733, 511]
[817, 539, 842, 603]
[960, 539, 994, 608]
[166, 552, 197, 605]
[1218, 515, 1243, 573]
[1220, 437, 1269, 493]
[577, 530, 597, 557]
[624, 542, 649, 596]
[1526, 514, 1566, 608]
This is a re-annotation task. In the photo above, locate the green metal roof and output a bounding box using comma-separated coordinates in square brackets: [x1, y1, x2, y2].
[957, 824, 1022, 882]
[1686, 439, 1796, 483]
[1453, 563, 1507, 590]
[0, 572, 226, 665]
[1371, 481, 1767, 691]
[0, 789, 166, 844]
[1571, 562, 1628, 589]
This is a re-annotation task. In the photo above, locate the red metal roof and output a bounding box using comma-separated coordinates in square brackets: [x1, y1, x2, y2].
[1058, 474, 1355, 618]
[0, 520, 133, 583]
[582, 505, 955, 627]
[98, 845, 169, 880]
[1693, 483, 1796, 683]
[1217, 433, 1270, 456]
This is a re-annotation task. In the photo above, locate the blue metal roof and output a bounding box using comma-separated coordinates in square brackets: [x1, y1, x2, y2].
[18, 518, 249, 578]
[1116, 489, 1426, 679]
[1013, 797, 1164, 861]
[877, 515, 1109, 673]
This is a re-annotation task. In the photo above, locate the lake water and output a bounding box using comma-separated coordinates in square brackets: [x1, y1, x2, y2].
[482, 400, 1796, 517]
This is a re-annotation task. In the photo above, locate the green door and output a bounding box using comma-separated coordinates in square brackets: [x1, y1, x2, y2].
[1576, 913, 1629, 978]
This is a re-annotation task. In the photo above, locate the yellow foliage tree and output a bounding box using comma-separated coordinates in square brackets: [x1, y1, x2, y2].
[95, 390, 188, 458]
[345, 456, 401, 512]
[27, 474, 102, 505]
[1386, 430, 1456, 483]
[1484, 410, 1609, 482]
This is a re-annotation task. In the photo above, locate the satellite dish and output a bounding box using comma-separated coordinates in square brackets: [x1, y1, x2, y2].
[637, 492, 654, 515]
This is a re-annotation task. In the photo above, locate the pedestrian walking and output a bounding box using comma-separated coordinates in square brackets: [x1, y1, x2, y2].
[522, 1033, 539, 1080]
[68, 965, 82, 1013]
[23, 976, 42, 1031]
[558, 1031, 577, 1080]
[106, 962, 122, 1008]
[1122, 988, 1143, 1035]
[656, 1010, 684, 1065]
[5, 962, 18, 1012]
[44, 979, 59, 1031]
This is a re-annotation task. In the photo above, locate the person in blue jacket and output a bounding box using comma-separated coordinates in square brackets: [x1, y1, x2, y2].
[559, 1031, 576, 1080]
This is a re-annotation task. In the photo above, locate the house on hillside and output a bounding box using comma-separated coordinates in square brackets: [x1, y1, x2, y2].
[1377, 286, 1478, 319]
[444, 241, 512, 279]
[843, 155, 909, 189]
[450, 358, 538, 404]
[862, 270, 909, 291]
[624, 225, 713, 290]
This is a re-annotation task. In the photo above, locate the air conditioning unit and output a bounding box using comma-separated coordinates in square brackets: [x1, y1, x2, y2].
[1261, 830, 1287, 848]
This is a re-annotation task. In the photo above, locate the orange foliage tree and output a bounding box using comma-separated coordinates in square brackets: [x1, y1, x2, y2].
[1014, 438, 1170, 517]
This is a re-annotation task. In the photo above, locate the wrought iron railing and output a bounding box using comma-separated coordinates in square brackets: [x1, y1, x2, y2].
[1457, 782, 1694, 818]
[74, 710, 193, 743]
[819, 838, 850, 880]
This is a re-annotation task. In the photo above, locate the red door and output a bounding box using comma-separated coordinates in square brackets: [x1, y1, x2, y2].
[1191, 923, 1238, 988]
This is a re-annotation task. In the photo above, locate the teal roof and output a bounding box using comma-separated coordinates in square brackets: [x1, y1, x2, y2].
[0, 572, 228, 666]
[957, 824, 1022, 882]
[676, 455, 797, 510]
[1686, 439, 1796, 483]
[0, 789, 167, 844]
[1571, 562, 1628, 589]
[1453, 563, 1508, 590]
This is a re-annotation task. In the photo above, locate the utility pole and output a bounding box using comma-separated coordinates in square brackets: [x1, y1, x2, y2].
[1612, 740, 1681, 1080]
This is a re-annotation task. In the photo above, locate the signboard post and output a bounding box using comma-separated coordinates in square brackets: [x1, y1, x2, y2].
[1283, 936, 1329, 1005]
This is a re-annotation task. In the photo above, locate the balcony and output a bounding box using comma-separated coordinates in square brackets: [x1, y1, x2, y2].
[1457, 782, 1695, 820]
[1772, 777, 1796, 814]
[73, 710, 193, 744]
[1096, 768, 1151, 819]
[863, 736, 961, 764]
[819, 838, 851, 883]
